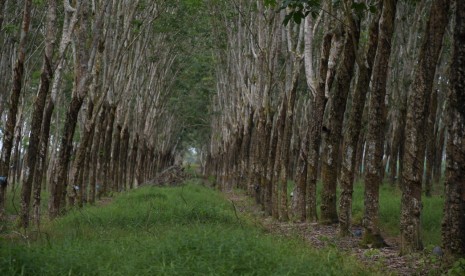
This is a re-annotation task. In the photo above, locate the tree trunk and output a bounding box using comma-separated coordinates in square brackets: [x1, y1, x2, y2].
[320, 18, 358, 224]
[278, 56, 302, 222]
[49, 96, 84, 218]
[89, 108, 106, 203]
[294, 127, 309, 222]
[111, 123, 122, 192]
[119, 126, 130, 191]
[272, 98, 286, 220]
[67, 100, 95, 207]
[339, 2, 381, 236]
[441, 0, 465, 257]
[128, 134, 139, 189]
[306, 32, 332, 222]
[102, 105, 116, 193]
[400, 0, 449, 255]
[424, 90, 438, 197]
[19, 0, 56, 228]
[32, 94, 54, 225]
[264, 113, 277, 216]
[433, 124, 445, 184]
[0, 0, 6, 30]
[361, 0, 397, 248]
[0, 0, 32, 221]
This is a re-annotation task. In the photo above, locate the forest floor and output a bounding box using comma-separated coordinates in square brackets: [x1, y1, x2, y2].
[223, 188, 446, 276]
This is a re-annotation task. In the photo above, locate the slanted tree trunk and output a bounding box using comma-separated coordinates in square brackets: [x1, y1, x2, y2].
[400, 0, 449, 255]
[19, 0, 56, 228]
[0, 0, 32, 221]
[49, 0, 108, 218]
[362, 0, 397, 248]
[89, 107, 106, 203]
[67, 100, 95, 207]
[339, 1, 381, 236]
[442, 0, 465, 257]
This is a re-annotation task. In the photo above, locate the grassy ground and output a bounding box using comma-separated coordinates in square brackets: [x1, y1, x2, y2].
[287, 179, 444, 247]
[0, 181, 375, 276]
[351, 181, 444, 247]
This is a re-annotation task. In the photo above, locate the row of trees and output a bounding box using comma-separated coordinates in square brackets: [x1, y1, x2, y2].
[0, 0, 188, 229]
[205, 0, 464, 257]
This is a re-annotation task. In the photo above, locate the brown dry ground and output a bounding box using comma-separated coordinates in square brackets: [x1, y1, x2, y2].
[222, 188, 446, 276]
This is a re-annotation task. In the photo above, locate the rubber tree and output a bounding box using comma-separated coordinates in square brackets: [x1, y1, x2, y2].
[442, 0, 465, 258]
[0, 0, 32, 222]
[400, 0, 449, 255]
[361, 0, 397, 248]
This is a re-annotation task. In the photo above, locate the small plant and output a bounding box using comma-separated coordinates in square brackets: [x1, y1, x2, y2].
[363, 248, 381, 259]
[448, 258, 465, 276]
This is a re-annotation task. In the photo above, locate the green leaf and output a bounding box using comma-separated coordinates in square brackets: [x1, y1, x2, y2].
[311, 10, 319, 19]
[293, 11, 303, 24]
[351, 2, 368, 18]
[351, 2, 367, 13]
[264, 0, 277, 7]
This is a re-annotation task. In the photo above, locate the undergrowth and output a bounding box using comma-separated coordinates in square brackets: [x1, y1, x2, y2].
[0, 182, 374, 275]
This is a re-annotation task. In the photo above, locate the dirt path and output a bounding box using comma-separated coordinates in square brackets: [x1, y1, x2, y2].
[223, 189, 444, 276]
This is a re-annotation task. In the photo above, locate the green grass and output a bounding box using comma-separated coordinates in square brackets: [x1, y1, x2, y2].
[0, 182, 373, 276]
[3, 183, 50, 216]
[287, 179, 443, 247]
[351, 181, 443, 246]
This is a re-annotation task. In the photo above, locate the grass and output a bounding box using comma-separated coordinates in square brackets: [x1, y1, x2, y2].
[351, 181, 443, 246]
[287, 178, 444, 247]
[0, 181, 374, 276]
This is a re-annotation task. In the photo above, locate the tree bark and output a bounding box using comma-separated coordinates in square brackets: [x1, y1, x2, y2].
[49, 0, 108, 218]
[320, 17, 358, 224]
[400, 0, 449, 255]
[424, 90, 438, 197]
[433, 124, 445, 184]
[361, 0, 397, 248]
[306, 32, 332, 222]
[442, 0, 465, 257]
[0, 0, 32, 221]
[339, 2, 381, 236]
[278, 56, 302, 222]
[19, 0, 56, 228]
